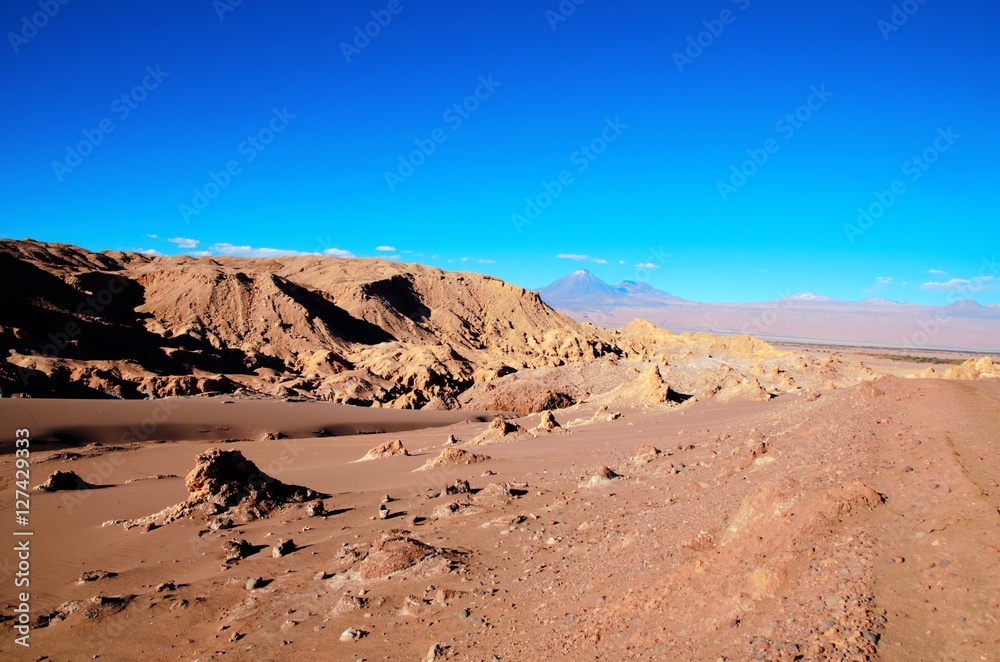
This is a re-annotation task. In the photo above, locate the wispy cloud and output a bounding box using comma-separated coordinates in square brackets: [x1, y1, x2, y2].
[144, 233, 158, 239]
[323, 248, 352, 258]
[168, 237, 199, 249]
[635, 262, 659, 269]
[592, 258, 608, 264]
[864, 276, 894, 293]
[557, 253, 588, 261]
[376, 245, 396, 252]
[478, 258, 495, 264]
[920, 275, 995, 293]
[136, 248, 162, 256]
[190, 250, 212, 258]
[212, 243, 354, 259]
[928, 268, 944, 274]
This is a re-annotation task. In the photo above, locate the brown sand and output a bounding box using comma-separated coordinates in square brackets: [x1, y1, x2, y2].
[1, 378, 998, 660]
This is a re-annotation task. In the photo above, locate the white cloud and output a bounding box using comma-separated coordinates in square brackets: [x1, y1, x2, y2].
[478, 259, 495, 264]
[210, 243, 354, 258]
[190, 251, 212, 258]
[375, 245, 396, 252]
[461, 257, 469, 262]
[876, 276, 893, 284]
[929, 268, 944, 274]
[323, 248, 353, 258]
[635, 262, 659, 269]
[592, 258, 608, 264]
[920, 276, 995, 293]
[145, 233, 158, 239]
[168, 237, 199, 249]
[557, 253, 589, 261]
[618, 259, 626, 265]
[136, 248, 162, 256]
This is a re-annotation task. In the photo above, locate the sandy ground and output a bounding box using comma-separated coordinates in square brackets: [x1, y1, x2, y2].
[0, 376, 998, 661]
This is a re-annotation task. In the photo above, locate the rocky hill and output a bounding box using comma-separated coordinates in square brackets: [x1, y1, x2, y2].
[0, 240, 875, 409]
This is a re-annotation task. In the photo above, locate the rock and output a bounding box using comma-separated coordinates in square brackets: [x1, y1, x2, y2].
[331, 594, 367, 616]
[424, 643, 446, 661]
[77, 570, 118, 584]
[340, 627, 363, 642]
[246, 577, 262, 590]
[378, 504, 389, 520]
[107, 448, 321, 529]
[469, 416, 526, 445]
[440, 479, 472, 497]
[272, 538, 296, 558]
[580, 466, 622, 488]
[223, 538, 254, 564]
[531, 410, 562, 433]
[356, 439, 409, 462]
[415, 448, 491, 472]
[459, 608, 470, 619]
[357, 532, 438, 580]
[36, 471, 99, 492]
[305, 500, 326, 517]
[630, 444, 661, 465]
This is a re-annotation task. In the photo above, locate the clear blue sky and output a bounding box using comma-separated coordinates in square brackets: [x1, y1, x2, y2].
[1, 0, 997, 305]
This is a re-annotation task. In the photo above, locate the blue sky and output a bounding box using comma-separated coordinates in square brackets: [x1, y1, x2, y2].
[1, 0, 997, 305]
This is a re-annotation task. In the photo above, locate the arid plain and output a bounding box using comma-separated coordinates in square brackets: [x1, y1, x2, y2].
[1, 240, 998, 661]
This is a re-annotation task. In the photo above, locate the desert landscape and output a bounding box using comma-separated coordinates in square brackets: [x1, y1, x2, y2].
[1, 241, 999, 661]
[4, 1, 998, 659]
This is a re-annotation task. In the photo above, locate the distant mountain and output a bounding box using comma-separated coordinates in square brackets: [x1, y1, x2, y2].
[538, 270, 684, 308]
[779, 292, 837, 303]
[615, 280, 686, 302]
[537, 270, 620, 302]
[538, 272, 1000, 352]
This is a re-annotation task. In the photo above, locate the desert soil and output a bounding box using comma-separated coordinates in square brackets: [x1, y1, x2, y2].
[1, 375, 998, 661]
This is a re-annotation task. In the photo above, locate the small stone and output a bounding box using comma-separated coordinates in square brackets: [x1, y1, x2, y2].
[246, 577, 262, 590]
[272, 539, 296, 558]
[378, 505, 389, 520]
[459, 608, 470, 619]
[340, 627, 362, 642]
[893, 556, 905, 564]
